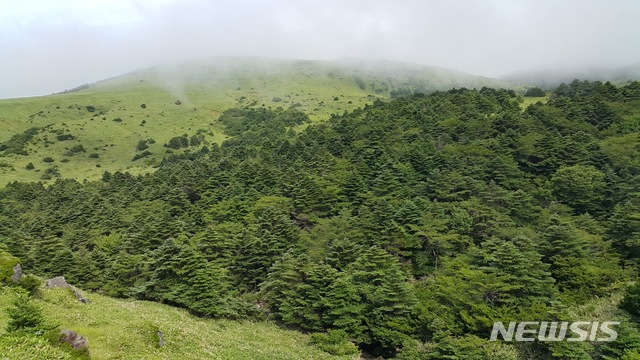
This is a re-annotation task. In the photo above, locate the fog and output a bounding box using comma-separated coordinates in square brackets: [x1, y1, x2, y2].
[1, 0, 639, 98]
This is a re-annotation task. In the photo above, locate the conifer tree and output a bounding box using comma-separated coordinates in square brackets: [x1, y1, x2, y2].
[551, 165, 606, 214]
[347, 246, 417, 351]
[540, 216, 623, 293]
[325, 237, 363, 271]
[260, 251, 304, 312]
[278, 263, 337, 331]
[102, 250, 145, 297]
[27, 236, 74, 279]
[6, 292, 47, 334]
[324, 272, 364, 337]
[192, 228, 234, 266]
[474, 236, 556, 305]
[609, 198, 640, 259]
[71, 245, 102, 290]
[144, 238, 232, 317]
[232, 206, 300, 289]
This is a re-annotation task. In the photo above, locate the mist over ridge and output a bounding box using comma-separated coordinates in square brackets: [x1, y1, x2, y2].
[2, 0, 639, 98]
[89, 56, 518, 97]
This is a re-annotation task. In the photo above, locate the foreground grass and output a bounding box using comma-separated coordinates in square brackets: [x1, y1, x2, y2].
[0, 287, 358, 360]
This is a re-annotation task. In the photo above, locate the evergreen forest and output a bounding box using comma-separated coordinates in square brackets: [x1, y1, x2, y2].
[2, 80, 640, 359]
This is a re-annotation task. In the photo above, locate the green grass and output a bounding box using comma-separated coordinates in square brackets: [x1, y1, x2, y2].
[0, 287, 358, 360]
[519, 95, 549, 110]
[0, 83, 230, 183]
[0, 57, 517, 183]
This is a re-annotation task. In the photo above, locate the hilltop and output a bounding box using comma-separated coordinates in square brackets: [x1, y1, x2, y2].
[0, 57, 516, 183]
[503, 62, 640, 89]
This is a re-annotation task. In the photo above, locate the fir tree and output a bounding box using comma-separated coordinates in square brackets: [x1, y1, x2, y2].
[260, 251, 304, 313]
[474, 236, 556, 306]
[278, 263, 337, 331]
[347, 246, 417, 352]
[6, 292, 48, 334]
[324, 272, 364, 337]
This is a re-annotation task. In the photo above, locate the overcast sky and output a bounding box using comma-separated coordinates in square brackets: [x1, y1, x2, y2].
[1, 0, 639, 98]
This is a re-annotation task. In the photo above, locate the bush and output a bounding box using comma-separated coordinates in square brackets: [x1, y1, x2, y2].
[41, 167, 60, 179]
[189, 135, 204, 147]
[42, 157, 54, 163]
[0, 246, 19, 283]
[15, 274, 42, 296]
[6, 291, 47, 333]
[310, 330, 359, 356]
[132, 151, 152, 161]
[164, 136, 189, 149]
[223, 293, 266, 321]
[56, 134, 75, 141]
[88, 153, 99, 159]
[86, 106, 95, 112]
[136, 140, 149, 151]
[0, 127, 39, 156]
[25, 163, 35, 170]
[525, 87, 546, 97]
[64, 144, 86, 156]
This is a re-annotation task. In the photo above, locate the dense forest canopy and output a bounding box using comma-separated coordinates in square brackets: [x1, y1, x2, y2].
[2, 79, 640, 358]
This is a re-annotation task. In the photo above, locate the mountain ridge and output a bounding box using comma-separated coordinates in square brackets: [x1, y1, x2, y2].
[502, 62, 640, 89]
[89, 57, 518, 95]
[0, 57, 518, 184]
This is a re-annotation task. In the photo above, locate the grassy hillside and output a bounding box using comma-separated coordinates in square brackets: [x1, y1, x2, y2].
[0, 57, 516, 183]
[0, 287, 358, 360]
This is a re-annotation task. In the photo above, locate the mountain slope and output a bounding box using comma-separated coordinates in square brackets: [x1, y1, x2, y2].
[2, 82, 640, 358]
[0, 57, 516, 183]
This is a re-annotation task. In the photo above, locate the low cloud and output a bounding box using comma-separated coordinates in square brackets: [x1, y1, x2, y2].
[1, 0, 639, 98]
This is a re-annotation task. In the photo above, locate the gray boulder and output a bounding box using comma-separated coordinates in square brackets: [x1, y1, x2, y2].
[44, 276, 69, 288]
[44, 276, 89, 304]
[11, 264, 23, 283]
[60, 329, 89, 353]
